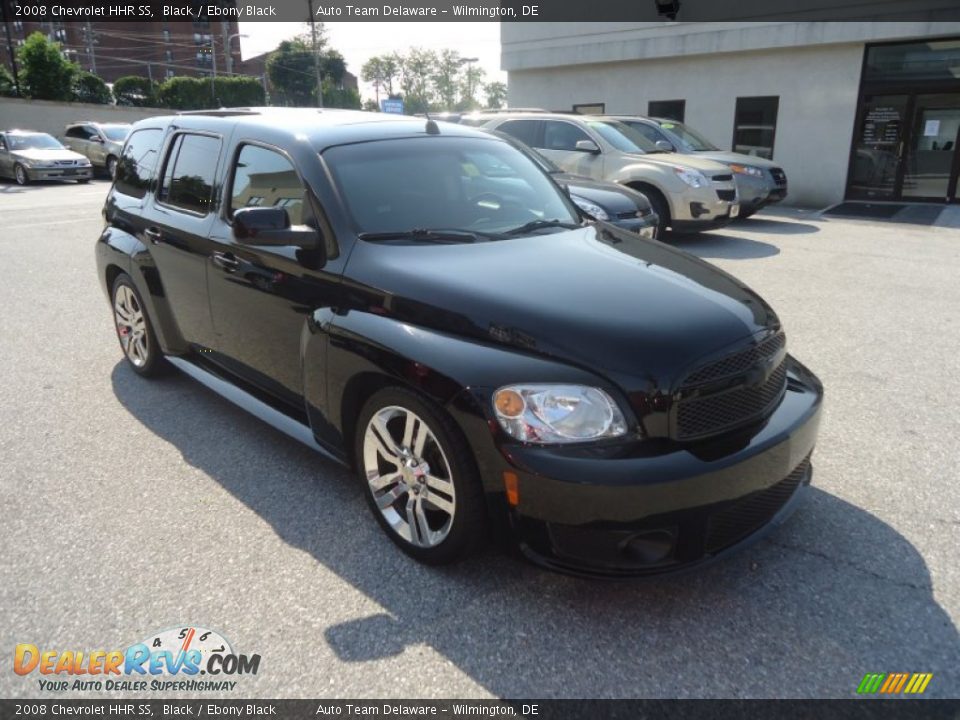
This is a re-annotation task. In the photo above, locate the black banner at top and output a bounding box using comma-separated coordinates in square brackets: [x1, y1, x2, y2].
[2, 0, 960, 22]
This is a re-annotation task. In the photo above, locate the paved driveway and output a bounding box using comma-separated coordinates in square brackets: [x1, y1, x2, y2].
[1, 180, 957, 698]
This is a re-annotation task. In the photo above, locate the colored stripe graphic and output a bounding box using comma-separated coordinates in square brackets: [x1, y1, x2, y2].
[857, 673, 933, 694]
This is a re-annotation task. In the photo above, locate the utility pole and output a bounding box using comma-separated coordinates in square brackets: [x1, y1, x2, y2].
[83, 21, 96, 75]
[209, 33, 217, 103]
[306, 0, 323, 108]
[1, 0, 21, 96]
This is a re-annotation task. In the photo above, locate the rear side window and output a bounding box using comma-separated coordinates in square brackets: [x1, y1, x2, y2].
[66, 125, 95, 139]
[114, 128, 163, 199]
[158, 133, 221, 215]
[497, 120, 540, 148]
[229, 144, 306, 224]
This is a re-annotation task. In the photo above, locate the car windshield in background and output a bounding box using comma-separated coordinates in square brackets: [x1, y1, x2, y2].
[8, 133, 64, 151]
[323, 137, 579, 237]
[658, 120, 720, 151]
[101, 126, 131, 142]
[586, 120, 660, 154]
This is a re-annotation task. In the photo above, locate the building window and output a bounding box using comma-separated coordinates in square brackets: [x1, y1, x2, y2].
[648, 99, 685, 121]
[732, 96, 779, 159]
[165, 50, 173, 61]
[572, 103, 605, 115]
[163, 29, 171, 41]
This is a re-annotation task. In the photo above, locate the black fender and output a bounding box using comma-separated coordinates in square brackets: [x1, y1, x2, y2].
[302, 307, 620, 487]
[95, 226, 189, 355]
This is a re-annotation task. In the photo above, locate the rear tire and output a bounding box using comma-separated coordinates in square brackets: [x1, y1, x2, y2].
[355, 386, 487, 565]
[111, 273, 169, 378]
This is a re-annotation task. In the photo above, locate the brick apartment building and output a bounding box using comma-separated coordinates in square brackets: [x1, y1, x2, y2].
[0, 1, 259, 84]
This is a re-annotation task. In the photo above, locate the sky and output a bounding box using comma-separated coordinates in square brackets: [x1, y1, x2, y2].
[237, 21, 506, 102]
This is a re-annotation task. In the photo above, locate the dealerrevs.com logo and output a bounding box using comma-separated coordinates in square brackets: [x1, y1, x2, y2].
[14, 626, 261, 692]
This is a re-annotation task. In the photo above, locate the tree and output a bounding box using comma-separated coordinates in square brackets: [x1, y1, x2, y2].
[484, 81, 508, 109]
[361, 55, 398, 104]
[267, 39, 318, 106]
[432, 49, 462, 110]
[157, 76, 213, 110]
[458, 65, 486, 111]
[396, 48, 436, 114]
[17, 32, 77, 101]
[213, 76, 265, 107]
[0, 65, 16, 97]
[73, 71, 111, 104]
[113, 76, 157, 107]
[362, 98, 380, 112]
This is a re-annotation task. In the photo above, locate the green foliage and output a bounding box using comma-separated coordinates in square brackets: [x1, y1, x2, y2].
[157, 76, 213, 110]
[266, 40, 317, 106]
[323, 83, 360, 110]
[361, 55, 399, 101]
[362, 98, 380, 112]
[73, 71, 111, 104]
[396, 48, 436, 114]
[17, 32, 77, 101]
[0, 65, 16, 97]
[484, 81, 508, 109]
[213, 76, 265, 107]
[113, 76, 157, 107]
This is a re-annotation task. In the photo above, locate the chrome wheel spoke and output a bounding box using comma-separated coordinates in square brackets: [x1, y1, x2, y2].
[363, 404, 456, 550]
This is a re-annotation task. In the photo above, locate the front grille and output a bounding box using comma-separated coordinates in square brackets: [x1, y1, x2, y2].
[704, 455, 810, 553]
[716, 189, 736, 202]
[769, 167, 787, 186]
[712, 174, 733, 182]
[677, 359, 787, 439]
[684, 332, 785, 386]
[54, 160, 76, 166]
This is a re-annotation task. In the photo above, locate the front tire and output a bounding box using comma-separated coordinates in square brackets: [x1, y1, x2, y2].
[111, 273, 168, 377]
[14, 164, 29, 185]
[355, 387, 487, 565]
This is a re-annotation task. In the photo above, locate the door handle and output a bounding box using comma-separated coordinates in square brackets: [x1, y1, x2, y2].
[144, 227, 162, 244]
[212, 251, 240, 272]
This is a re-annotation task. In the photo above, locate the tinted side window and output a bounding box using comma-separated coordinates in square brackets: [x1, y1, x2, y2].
[114, 128, 163, 199]
[230, 145, 306, 225]
[630, 123, 665, 144]
[159, 133, 221, 214]
[496, 120, 540, 148]
[542, 121, 591, 151]
[65, 126, 89, 139]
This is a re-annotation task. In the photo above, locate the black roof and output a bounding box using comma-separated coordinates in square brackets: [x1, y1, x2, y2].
[137, 107, 492, 151]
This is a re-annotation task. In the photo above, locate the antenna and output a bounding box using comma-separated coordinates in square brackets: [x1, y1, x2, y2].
[425, 111, 440, 135]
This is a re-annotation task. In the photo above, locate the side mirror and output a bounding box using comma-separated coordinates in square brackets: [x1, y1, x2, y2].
[655, 139, 675, 152]
[575, 139, 601, 154]
[93, 136, 105, 144]
[233, 206, 319, 249]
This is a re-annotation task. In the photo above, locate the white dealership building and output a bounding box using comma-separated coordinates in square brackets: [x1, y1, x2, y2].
[502, 20, 960, 207]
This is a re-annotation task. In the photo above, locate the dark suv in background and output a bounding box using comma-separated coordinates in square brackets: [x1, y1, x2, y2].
[97, 108, 822, 576]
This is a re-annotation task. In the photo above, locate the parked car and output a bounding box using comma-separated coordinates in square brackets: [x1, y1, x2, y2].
[0, 130, 93, 185]
[63, 122, 131, 178]
[97, 109, 822, 576]
[488, 129, 659, 238]
[481, 113, 739, 235]
[612, 117, 788, 218]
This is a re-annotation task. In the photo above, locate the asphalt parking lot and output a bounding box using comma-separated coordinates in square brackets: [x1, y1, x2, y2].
[1, 178, 959, 700]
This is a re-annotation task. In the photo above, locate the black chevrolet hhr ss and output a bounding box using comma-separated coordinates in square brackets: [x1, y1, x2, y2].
[96, 108, 822, 577]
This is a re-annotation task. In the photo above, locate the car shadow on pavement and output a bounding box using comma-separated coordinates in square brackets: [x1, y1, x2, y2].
[668, 232, 781, 260]
[112, 362, 960, 698]
[732, 217, 821, 235]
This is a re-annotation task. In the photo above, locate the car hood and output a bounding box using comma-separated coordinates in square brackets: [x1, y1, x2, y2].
[345, 225, 780, 393]
[12, 147, 88, 162]
[554, 173, 653, 213]
[627, 151, 733, 175]
[691, 151, 780, 169]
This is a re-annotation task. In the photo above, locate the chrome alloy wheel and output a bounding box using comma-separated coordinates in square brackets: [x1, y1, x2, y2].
[114, 284, 149, 367]
[362, 406, 457, 548]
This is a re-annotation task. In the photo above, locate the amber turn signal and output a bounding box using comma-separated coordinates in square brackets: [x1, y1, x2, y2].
[502, 471, 520, 507]
[494, 389, 525, 417]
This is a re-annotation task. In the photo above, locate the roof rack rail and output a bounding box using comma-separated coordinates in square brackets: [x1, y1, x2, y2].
[177, 108, 262, 117]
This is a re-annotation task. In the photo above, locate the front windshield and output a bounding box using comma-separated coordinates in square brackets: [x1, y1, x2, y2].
[323, 136, 579, 236]
[7, 133, 64, 151]
[101, 125, 131, 142]
[585, 120, 660, 154]
[656, 120, 719, 151]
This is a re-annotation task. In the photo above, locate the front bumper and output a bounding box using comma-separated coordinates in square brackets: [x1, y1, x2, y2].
[669, 181, 738, 231]
[609, 212, 659, 238]
[469, 356, 822, 577]
[28, 166, 93, 181]
[735, 172, 788, 214]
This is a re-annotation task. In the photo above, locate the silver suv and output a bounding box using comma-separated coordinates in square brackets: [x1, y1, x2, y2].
[482, 113, 739, 234]
[613, 116, 787, 219]
[63, 122, 131, 178]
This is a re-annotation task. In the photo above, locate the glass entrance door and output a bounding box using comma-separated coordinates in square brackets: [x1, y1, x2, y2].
[848, 95, 908, 199]
[901, 94, 960, 201]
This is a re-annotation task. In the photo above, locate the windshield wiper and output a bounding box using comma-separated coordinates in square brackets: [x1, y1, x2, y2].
[357, 228, 479, 244]
[500, 219, 582, 236]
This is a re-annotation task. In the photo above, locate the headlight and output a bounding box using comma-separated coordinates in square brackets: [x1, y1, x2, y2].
[728, 163, 764, 178]
[673, 167, 708, 188]
[638, 225, 656, 239]
[493, 384, 628, 444]
[571, 196, 609, 221]
[21, 158, 45, 168]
